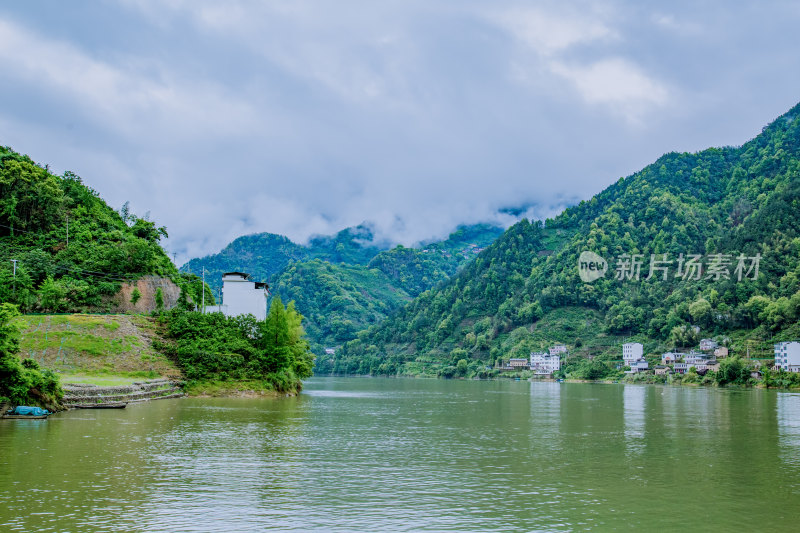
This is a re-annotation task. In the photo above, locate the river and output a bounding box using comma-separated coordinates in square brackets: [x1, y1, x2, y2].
[2, 378, 800, 531]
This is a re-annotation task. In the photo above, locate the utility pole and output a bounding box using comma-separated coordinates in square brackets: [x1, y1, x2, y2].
[11, 259, 18, 295]
[201, 267, 205, 314]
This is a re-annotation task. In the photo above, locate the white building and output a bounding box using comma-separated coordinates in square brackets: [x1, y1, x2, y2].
[623, 342, 644, 367]
[549, 344, 568, 355]
[775, 341, 800, 372]
[684, 351, 710, 370]
[699, 339, 719, 351]
[661, 352, 687, 365]
[209, 272, 269, 321]
[530, 352, 561, 375]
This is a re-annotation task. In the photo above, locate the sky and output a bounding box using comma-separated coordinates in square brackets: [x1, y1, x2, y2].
[1, 1, 800, 264]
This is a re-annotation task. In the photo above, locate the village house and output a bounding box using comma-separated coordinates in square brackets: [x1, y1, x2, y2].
[508, 358, 530, 370]
[699, 338, 719, 351]
[706, 360, 720, 372]
[654, 365, 669, 375]
[661, 352, 687, 365]
[530, 352, 561, 375]
[208, 272, 269, 321]
[324, 348, 336, 355]
[674, 362, 689, 374]
[550, 344, 568, 356]
[774, 341, 800, 372]
[685, 351, 710, 370]
[626, 359, 649, 374]
[714, 346, 729, 358]
[622, 342, 644, 367]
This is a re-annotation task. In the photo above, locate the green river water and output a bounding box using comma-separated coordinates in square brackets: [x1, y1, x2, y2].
[2, 377, 800, 531]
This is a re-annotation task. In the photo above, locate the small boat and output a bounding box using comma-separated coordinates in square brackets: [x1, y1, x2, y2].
[2, 406, 50, 419]
[71, 402, 128, 409]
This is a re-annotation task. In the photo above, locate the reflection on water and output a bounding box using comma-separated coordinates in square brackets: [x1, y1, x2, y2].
[1, 378, 799, 531]
[777, 393, 800, 468]
[623, 385, 646, 454]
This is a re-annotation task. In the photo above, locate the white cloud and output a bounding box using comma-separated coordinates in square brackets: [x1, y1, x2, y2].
[487, 6, 669, 122]
[549, 58, 669, 122]
[491, 6, 616, 56]
[2, 1, 799, 266]
[0, 18, 256, 142]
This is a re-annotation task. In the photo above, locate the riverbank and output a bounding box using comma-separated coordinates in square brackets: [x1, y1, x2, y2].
[313, 370, 800, 391]
[184, 380, 299, 398]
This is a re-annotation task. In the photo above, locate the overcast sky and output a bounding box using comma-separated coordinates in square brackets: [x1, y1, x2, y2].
[1, 1, 799, 264]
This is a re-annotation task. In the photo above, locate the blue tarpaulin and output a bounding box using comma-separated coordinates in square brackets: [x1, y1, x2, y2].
[11, 406, 50, 416]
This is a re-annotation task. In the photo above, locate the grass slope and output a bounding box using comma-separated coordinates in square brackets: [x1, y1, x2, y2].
[14, 314, 181, 379]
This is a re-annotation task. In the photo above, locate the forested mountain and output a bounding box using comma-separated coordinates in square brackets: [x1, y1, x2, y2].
[330, 102, 800, 376]
[272, 223, 504, 352]
[184, 223, 504, 353]
[0, 147, 181, 312]
[181, 224, 385, 294]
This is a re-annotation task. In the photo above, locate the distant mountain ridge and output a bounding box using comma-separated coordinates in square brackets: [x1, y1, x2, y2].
[181, 223, 383, 292]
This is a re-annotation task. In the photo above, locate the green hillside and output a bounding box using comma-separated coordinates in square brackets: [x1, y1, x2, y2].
[181, 224, 385, 294]
[0, 147, 179, 312]
[183, 222, 504, 353]
[331, 102, 800, 377]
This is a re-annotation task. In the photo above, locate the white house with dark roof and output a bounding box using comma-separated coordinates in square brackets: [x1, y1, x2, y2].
[209, 272, 269, 321]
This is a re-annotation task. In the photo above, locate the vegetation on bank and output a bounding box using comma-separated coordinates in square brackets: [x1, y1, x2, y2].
[153, 296, 314, 393]
[0, 303, 62, 409]
[0, 146, 182, 312]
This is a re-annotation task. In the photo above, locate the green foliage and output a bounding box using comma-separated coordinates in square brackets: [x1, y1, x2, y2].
[0, 303, 62, 407]
[183, 224, 503, 355]
[715, 356, 750, 386]
[157, 296, 314, 391]
[181, 224, 388, 296]
[154, 287, 164, 311]
[130, 288, 141, 305]
[0, 147, 177, 312]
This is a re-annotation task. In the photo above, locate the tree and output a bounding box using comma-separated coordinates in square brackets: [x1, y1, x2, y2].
[689, 298, 713, 329]
[715, 357, 749, 386]
[130, 288, 141, 306]
[39, 276, 66, 313]
[0, 303, 62, 407]
[154, 287, 164, 311]
[670, 324, 699, 349]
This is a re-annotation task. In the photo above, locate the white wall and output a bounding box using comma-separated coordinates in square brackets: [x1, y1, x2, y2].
[221, 278, 267, 321]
